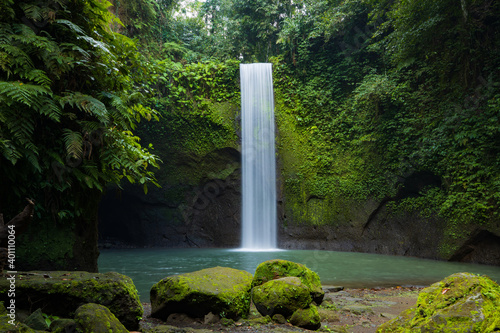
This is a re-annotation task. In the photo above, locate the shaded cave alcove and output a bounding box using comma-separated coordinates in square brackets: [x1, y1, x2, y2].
[450, 229, 500, 266]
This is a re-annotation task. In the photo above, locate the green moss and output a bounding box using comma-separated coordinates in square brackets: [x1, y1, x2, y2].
[150, 266, 253, 320]
[17, 221, 75, 270]
[0, 309, 43, 333]
[74, 303, 128, 333]
[251, 277, 312, 317]
[275, 98, 392, 227]
[289, 305, 321, 330]
[49, 318, 77, 333]
[377, 273, 500, 332]
[252, 259, 324, 303]
[0, 271, 142, 331]
[138, 99, 241, 221]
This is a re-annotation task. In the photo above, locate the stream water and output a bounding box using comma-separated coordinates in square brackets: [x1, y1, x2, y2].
[98, 248, 500, 302]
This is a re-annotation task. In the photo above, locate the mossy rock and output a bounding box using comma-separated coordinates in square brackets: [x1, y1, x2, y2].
[289, 304, 321, 330]
[251, 277, 312, 317]
[0, 312, 42, 333]
[49, 318, 77, 333]
[74, 303, 128, 333]
[0, 271, 142, 331]
[150, 266, 253, 320]
[377, 272, 500, 332]
[252, 259, 324, 304]
[142, 325, 214, 333]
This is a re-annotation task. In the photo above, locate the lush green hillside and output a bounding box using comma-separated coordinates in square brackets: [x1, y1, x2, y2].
[1, 0, 499, 268]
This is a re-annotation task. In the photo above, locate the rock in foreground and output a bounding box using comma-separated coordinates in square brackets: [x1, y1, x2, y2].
[289, 304, 321, 330]
[377, 272, 500, 332]
[252, 259, 324, 304]
[0, 271, 142, 330]
[252, 277, 312, 317]
[150, 266, 253, 320]
[74, 303, 128, 333]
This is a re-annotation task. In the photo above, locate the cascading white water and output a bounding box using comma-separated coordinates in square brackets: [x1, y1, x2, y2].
[240, 63, 277, 250]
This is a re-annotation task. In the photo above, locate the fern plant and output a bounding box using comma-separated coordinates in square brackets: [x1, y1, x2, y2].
[0, 0, 160, 221]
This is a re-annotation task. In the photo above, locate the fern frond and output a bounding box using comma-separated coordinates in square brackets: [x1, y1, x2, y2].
[0, 138, 21, 164]
[0, 23, 14, 44]
[77, 35, 112, 56]
[0, 0, 14, 21]
[56, 19, 86, 36]
[3, 110, 39, 171]
[62, 128, 83, 160]
[19, 3, 45, 23]
[25, 150, 41, 172]
[45, 150, 64, 165]
[38, 96, 62, 121]
[0, 43, 34, 74]
[59, 92, 109, 124]
[82, 164, 103, 191]
[61, 43, 91, 60]
[0, 81, 51, 107]
[18, 69, 52, 88]
[6, 114, 36, 147]
[79, 120, 104, 134]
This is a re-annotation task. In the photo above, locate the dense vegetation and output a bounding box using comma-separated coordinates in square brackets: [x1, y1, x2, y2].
[149, 0, 499, 255]
[1, 0, 498, 264]
[0, 0, 161, 268]
[0, 0, 161, 217]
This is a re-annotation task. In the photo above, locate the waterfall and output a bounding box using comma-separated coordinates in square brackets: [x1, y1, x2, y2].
[240, 63, 277, 250]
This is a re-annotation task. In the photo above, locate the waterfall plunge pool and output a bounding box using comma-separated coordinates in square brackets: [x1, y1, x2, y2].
[98, 248, 500, 302]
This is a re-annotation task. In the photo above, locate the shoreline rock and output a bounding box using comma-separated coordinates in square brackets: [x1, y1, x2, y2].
[0, 271, 142, 330]
[378, 272, 500, 332]
[150, 266, 253, 320]
[252, 259, 325, 304]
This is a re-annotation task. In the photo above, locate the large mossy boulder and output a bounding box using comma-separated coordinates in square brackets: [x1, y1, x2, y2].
[377, 272, 500, 332]
[0, 271, 142, 331]
[252, 259, 324, 304]
[252, 277, 312, 317]
[74, 303, 128, 333]
[150, 266, 253, 320]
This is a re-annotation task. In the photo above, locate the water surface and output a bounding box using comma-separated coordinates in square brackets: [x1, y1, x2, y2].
[98, 248, 500, 302]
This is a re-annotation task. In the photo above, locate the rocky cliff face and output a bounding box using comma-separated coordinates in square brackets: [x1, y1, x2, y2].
[98, 88, 500, 267]
[99, 149, 241, 248]
[98, 102, 242, 249]
[275, 99, 500, 266]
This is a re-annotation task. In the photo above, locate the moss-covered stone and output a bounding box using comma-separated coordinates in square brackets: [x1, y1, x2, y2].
[252, 259, 324, 304]
[74, 303, 128, 333]
[142, 325, 213, 333]
[0, 313, 41, 333]
[289, 305, 321, 330]
[17, 190, 101, 272]
[150, 266, 253, 320]
[377, 272, 500, 332]
[251, 277, 312, 317]
[0, 301, 6, 315]
[0, 271, 142, 331]
[49, 318, 77, 333]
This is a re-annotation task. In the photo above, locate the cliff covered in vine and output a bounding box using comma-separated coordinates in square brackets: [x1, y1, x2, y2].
[2, 0, 498, 269]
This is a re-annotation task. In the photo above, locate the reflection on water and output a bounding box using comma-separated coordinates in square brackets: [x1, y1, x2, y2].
[98, 248, 500, 302]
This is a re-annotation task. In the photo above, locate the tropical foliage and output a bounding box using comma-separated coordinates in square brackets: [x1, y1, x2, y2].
[1, 0, 499, 258]
[0, 0, 160, 219]
[158, 0, 499, 253]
